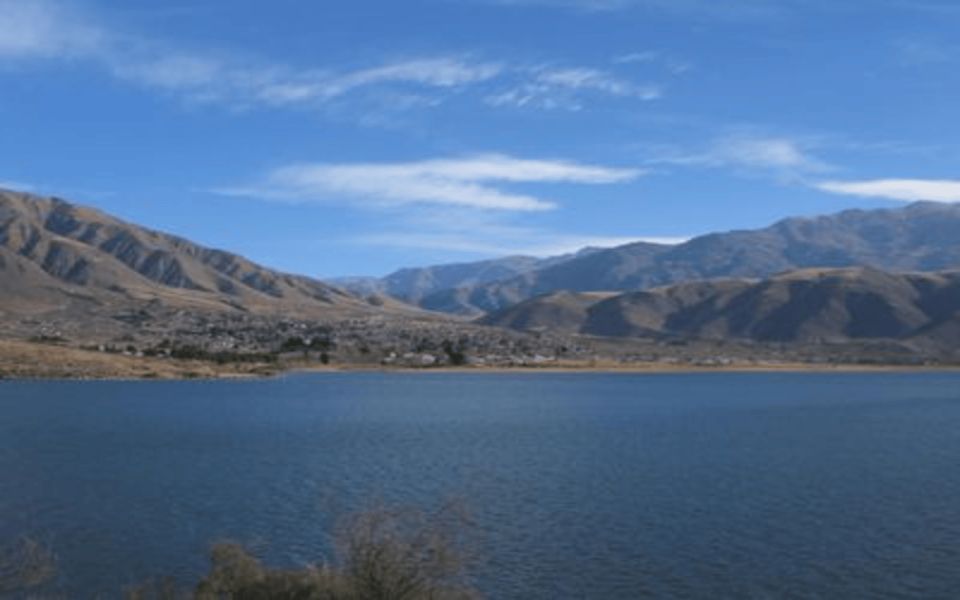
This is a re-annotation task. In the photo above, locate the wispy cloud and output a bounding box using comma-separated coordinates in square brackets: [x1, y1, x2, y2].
[537, 67, 661, 98]
[486, 66, 660, 110]
[648, 134, 832, 180]
[613, 51, 660, 64]
[1, 0, 660, 116]
[478, 0, 635, 11]
[477, 0, 960, 17]
[0, 2, 502, 111]
[0, 0, 100, 58]
[350, 204, 687, 256]
[353, 230, 681, 256]
[218, 154, 643, 212]
[222, 156, 666, 257]
[894, 38, 960, 67]
[473, 0, 788, 19]
[815, 179, 960, 203]
[614, 51, 692, 74]
[0, 179, 35, 192]
[109, 52, 503, 110]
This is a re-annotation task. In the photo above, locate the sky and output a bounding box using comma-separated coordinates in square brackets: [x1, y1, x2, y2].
[2, 0, 960, 277]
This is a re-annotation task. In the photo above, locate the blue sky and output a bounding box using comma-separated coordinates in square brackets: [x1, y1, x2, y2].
[2, 0, 960, 277]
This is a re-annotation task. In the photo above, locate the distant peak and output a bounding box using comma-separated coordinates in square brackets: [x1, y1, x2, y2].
[904, 200, 960, 211]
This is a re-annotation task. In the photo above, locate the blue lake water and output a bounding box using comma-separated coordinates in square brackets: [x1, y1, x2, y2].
[2, 372, 960, 598]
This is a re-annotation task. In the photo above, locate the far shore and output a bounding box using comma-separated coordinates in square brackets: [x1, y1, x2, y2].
[297, 362, 960, 376]
[2, 339, 959, 381]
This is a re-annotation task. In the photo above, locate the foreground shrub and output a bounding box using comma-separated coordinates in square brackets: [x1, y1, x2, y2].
[6, 503, 477, 599]
[123, 502, 478, 600]
[194, 503, 477, 600]
[0, 537, 57, 595]
[333, 503, 476, 600]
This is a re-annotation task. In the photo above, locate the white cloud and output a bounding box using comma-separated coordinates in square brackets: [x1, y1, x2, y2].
[219, 154, 642, 212]
[479, 0, 960, 17]
[710, 137, 823, 170]
[538, 67, 658, 96]
[894, 38, 960, 67]
[352, 231, 685, 257]
[318, 58, 503, 98]
[234, 156, 671, 259]
[353, 232, 532, 255]
[481, 0, 634, 10]
[614, 51, 692, 74]
[0, 179, 35, 192]
[0, 0, 101, 58]
[486, 66, 660, 110]
[815, 179, 960, 203]
[650, 135, 832, 179]
[370, 154, 643, 183]
[614, 51, 660, 64]
[0, 0, 658, 115]
[679, 137, 820, 169]
[477, 0, 787, 19]
[107, 53, 502, 110]
[0, 2, 496, 110]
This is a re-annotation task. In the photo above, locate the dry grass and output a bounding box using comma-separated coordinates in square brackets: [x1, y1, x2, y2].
[0, 339, 278, 380]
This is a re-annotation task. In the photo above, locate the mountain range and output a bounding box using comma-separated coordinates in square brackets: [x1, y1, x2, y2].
[331, 248, 598, 308]
[347, 201, 960, 315]
[3, 187, 960, 364]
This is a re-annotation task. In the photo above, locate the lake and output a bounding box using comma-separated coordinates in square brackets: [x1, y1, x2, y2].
[2, 372, 960, 598]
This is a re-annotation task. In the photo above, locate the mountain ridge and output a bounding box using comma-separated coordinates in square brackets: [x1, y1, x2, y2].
[384, 201, 960, 314]
[329, 247, 605, 309]
[481, 266, 960, 352]
[0, 189, 406, 319]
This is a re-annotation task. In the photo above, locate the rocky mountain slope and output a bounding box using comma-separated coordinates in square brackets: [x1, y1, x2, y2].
[0, 189, 400, 320]
[482, 267, 960, 351]
[415, 202, 960, 314]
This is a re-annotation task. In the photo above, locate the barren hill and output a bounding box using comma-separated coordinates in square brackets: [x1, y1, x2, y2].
[0, 189, 396, 320]
[482, 267, 960, 351]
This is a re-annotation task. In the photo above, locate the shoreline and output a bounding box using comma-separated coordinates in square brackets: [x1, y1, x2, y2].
[7, 363, 960, 383]
[5, 365, 960, 382]
[295, 363, 960, 376]
[2, 339, 958, 381]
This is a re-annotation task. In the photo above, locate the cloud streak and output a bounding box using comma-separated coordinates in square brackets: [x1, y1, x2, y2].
[222, 155, 660, 257]
[478, 0, 960, 18]
[353, 230, 682, 256]
[110, 52, 503, 110]
[614, 51, 692, 74]
[0, 0, 660, 115]
[0, 1, 503, 112]
[815, 179, 960, 203]
[0, 179, 35, 192]
[474, 0, 787, 19]
[219, 154, 643, 212]
[0, 0, 100, 58]
[648, 134, 833, 181]
[486, 66, 660, 110]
